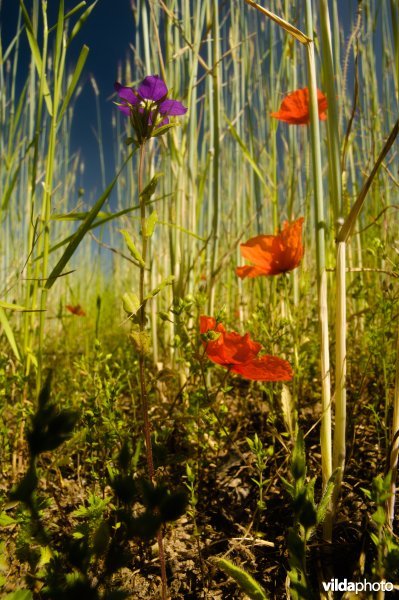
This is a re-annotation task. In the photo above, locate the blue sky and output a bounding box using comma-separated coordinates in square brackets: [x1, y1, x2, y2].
[1, 0, 380, 202]
[2, 0, 135, 197]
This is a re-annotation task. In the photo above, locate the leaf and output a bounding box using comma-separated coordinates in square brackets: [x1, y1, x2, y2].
[280, 384, 294, 436]
[38, 546, 52, 568]
[0, 306, 21, 361]
[0, 301, 28, 311]
[54, 0, 65, 75]
[51, 210, 110, 221]
[45, 150, 135, 289]
[316, 470, 337, 525]
[3, 591, 34, 600]
[57, 44, 89, 123]
[68, 1, 99, 46]
[144, 210, 158, 238]
[372, 506, 386, 526]
[225, 115, 267, 187]
[144, 275, 175, 301]
[150, 122, 178, 138]
[122, 292, 141, 316]
[19, 0, 53, 116]
[120, 230, 145, 267]
[130, 330, 151, 354]
[244, 0, 311, 45]
[216, 558, 268, 600]
[291, 431, 306, 481]
[1, 163, 22, 211]
[337, 120, 399, 242]
[0, 512, 17, 527]
[158, 220, 206, 241]
[139, 172, 163, 203]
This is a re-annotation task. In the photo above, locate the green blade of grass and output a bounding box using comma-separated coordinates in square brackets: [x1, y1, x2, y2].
[19, 0, 53, 116]
[244, 0, 311, 45]
[67, 1, 98, 46]
[225, 115, 267, 188]
[0, 301, 29, 311]
[57, 44, 89, 123]
[0, 307, 21, 361]
[337, 119, 399, 243]
[54, 0, 65, 75]
[48, 1, 88, 34]
[45, 150, 135, 290]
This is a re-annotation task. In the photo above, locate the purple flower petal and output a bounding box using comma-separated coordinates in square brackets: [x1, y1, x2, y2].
[114, 82, 139, 105]
[159, 98, 187, 116]
[117, 104, 131, 116]
[138, 75, 168, 102]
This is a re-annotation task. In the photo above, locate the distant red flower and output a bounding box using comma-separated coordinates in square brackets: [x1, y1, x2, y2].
[236, 218, 304, 279]
[200, 316, 293, 381]
[66, 304, 86, 317]
[271, 88, 328, 125]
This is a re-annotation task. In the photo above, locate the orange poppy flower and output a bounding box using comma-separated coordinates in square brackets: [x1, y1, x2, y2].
[66, 304, 86, 316]
[271, 88, 328, 125]
[236, 218, 304, 279]
[200, 316, 293, 381]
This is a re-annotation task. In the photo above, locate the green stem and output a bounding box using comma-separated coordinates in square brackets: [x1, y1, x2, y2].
[137, 143, 167, 600]
[208, 0, 221, 315]
[332, 241, 346, 513]
[305, 0, 332, 534]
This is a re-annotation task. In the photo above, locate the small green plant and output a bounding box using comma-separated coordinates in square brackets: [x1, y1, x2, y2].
[283, 431, 335, 599]
[215, 557, 268, 600]
[362, 473, 399, 584]
[246, 433, 274, 511]
[6, 376, 187, 598]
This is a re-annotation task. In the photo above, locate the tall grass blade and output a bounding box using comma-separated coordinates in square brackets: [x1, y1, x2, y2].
[45, 151, 135, 289]
[18, 0, 53, 116]
[0, 307, 21, 361]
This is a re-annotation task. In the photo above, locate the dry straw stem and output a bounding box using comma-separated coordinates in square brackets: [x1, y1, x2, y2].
[244, 0, 311, 45]
[245, 0, 333, 499]
[318, 0, 345, 522]
[304, 0, 332, 502]
[334, 119, 398, 522]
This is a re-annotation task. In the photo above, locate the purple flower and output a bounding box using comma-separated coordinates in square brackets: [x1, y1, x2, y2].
[114, 75, 187, 143]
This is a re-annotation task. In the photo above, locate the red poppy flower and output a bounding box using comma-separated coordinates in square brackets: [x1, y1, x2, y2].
[236, 218, 304, 279]
[66, 304, 86, 316]
[200, 316, 293, 381]
[271, 88, 328, 125]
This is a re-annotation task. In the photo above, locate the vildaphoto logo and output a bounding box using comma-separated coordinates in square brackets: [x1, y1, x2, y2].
[322, 579, 394, 593]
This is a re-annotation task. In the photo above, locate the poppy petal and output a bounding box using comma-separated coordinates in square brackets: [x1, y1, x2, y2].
[66, 304, 86, 316]
[231, 355, 293, 381]
[235, 265, 270, 279]
[271, 88, 328, 125]
[200, 316, 293, 382]
[200, 315, 217, 334]
[237, 218, 304, 277]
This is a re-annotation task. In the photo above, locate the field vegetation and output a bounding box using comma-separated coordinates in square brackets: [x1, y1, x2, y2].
[1, 0, 399, 598]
